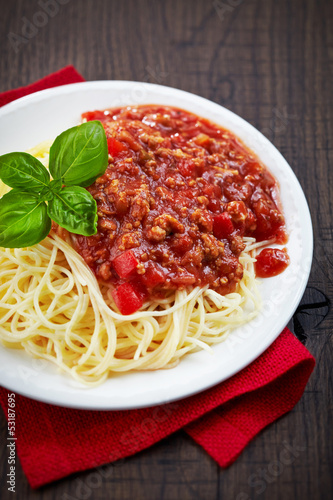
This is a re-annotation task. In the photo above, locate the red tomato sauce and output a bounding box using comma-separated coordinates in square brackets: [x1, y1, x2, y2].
[73, 105, 288, 314]
[255, 248, 290, 278]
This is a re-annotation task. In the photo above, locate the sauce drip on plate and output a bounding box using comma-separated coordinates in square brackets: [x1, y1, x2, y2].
[255, 248, 290, 278]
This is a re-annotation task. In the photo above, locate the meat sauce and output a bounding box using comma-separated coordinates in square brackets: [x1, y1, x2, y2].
[74, 105, 288, 314]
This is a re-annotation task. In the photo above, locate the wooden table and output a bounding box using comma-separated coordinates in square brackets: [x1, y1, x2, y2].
[0, 0, 332, 498]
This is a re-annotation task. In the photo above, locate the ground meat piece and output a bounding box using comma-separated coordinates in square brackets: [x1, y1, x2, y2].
[106, 179, 120, 195]
[119, 231, 141, 250]
[230, 235, 246, 255]
[153, 214, 184, 234]
[155, 186, 171, 200]
[98, 262, 112, 281]
[155, 147, 173, 158]
[119, 130, 141, 151]
[197, 196, 209, 206]
[165, 177, 176, 188]
[98, 219, 117, 231]
[138, 149, 154, 164]
[227, 200, 247, 223]
[201, 233, 224, 259]
[181, 244, 204, 267]
[148, 135, 164, 149]
[131, 190, 150, 220]
[190, 209, 213, 232]
[114, 191, 130, 214]
[147, 226, 166, 243]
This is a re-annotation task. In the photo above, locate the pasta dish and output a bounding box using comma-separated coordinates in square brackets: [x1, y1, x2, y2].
[0, 105, 289, 386]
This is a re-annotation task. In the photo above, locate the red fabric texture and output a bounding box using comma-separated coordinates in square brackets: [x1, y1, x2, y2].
[0, 65, 84, 107]
[0, 68, 315, 488]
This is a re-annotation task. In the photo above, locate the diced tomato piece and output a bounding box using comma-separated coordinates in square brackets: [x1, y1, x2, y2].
[82, 110, 108, 122]
[204, 185, 222, 213]
[112, 283, 142, 315]
[130, 280, 149, 302]
[112, 251, 139, 278]
[171, 235, 193, 255]
[207, 198, 220, 213]
[107, 137, 127, 157]
[213, 213, 234, 239]
[142, 263, 166, 288]
[203, 184, 221, 198]
[178, 159, 195, 177]
[254, 216, 282, 242]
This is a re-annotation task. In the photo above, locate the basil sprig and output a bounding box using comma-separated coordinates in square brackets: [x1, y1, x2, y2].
[0, 121, 108, 248]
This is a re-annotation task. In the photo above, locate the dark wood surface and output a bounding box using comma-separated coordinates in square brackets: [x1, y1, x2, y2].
[0, 0, 332, 498]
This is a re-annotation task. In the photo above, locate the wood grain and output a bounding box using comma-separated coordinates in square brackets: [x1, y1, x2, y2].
[0, 0, 332, 498]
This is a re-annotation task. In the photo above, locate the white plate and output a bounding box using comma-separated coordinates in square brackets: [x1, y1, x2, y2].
[0, 81, 313, 410]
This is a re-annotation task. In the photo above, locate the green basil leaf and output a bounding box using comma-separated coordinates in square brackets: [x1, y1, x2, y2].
[0, 190, 51, 248]
[49, 121, 108, 187]
[47, 186, 98, 236]
[0, 152, 50, 192]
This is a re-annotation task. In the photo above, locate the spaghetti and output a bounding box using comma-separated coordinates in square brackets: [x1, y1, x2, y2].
[0, 230, 261, 386]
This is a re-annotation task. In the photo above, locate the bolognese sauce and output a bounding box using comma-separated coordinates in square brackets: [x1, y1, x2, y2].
[73, 105, 288, 314]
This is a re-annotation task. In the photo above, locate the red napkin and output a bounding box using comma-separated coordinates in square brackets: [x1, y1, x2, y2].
[0, 65, 84, 107]
[0, 68, 315, 489]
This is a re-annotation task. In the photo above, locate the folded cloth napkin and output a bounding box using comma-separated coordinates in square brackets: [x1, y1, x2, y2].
[0, 65, 85, 107]
[0, 67, 315, 489]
